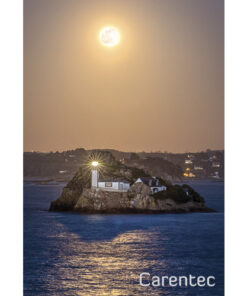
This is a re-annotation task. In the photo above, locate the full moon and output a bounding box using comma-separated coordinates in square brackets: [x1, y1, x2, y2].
[99, 27, 120, 47]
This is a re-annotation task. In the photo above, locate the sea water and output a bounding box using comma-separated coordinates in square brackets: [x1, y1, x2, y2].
[24, 180, 224, 295]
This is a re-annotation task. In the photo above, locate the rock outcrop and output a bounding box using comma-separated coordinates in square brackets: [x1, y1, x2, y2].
[50, 177, 213, 214]
[49, 153, 214, 214]
[71, 184, 211, 213]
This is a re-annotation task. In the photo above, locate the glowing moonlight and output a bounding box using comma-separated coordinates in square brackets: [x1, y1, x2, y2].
[99, 27, 120, 47]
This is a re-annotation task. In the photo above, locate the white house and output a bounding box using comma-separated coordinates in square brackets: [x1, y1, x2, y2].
[135, 177, 167, 194]
[194, 166, 204, 171]
[212, 162, 220, 168]
[97, 179, 130, 191]
[91, 167, 130, 192]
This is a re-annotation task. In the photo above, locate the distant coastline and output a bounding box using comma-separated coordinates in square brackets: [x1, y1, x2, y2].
[24, 148, 224, 182]
[24, 177, 224, 186]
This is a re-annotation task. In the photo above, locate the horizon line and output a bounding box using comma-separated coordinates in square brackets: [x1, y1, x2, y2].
[24, 147, 225, 154]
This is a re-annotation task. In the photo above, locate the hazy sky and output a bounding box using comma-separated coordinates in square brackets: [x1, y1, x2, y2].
[24, 0, 224, 153]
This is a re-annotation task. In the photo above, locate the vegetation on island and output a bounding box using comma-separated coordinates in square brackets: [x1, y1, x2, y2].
[153, 184, 204, 204]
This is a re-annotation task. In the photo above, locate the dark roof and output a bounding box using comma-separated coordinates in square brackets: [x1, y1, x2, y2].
[137, 177, 161, 187]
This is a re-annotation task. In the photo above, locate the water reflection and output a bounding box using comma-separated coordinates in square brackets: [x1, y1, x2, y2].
[48, 226, 167, 295]
[24, 182, 224, 296]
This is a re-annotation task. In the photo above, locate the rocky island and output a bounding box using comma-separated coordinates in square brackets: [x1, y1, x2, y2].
[50, 152, 214, 214]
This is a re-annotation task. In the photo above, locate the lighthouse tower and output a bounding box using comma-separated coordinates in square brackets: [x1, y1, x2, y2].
[91, 161, 99, 188]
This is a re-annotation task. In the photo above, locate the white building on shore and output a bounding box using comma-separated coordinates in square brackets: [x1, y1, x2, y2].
[97, 179, 130, 191]
[91, 161, 166, 194]
[135, 177, 167, 194]
[91, 162, 130, 192]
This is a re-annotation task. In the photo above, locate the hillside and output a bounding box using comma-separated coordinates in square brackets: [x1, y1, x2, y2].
[24, 148, 224, 182]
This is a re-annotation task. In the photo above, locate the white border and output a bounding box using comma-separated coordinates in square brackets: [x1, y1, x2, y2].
[0, 0, 23, 295]
[225, 0, 247, 295]
[1, 0, 247, 294]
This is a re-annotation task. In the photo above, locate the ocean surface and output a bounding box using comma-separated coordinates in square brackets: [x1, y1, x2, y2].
[24, 180, 224, 296]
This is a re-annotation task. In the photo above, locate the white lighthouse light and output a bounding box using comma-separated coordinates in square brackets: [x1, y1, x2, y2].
[92, 161, 99, 167]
